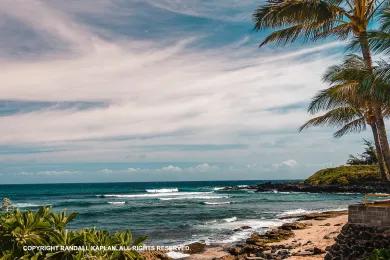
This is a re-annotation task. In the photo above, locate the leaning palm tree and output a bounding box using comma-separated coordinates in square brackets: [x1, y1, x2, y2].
[253, 0, 390, 174]
[350, 4, 390, 55]
[300, 55, 390, 181]
[253, 0, 384, 64]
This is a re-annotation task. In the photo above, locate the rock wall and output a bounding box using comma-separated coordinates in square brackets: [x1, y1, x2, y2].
[325, 203, 390, 260]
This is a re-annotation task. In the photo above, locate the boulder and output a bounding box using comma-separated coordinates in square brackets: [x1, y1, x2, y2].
[185, 242, 206, 254]
[280, 222, 308, 230]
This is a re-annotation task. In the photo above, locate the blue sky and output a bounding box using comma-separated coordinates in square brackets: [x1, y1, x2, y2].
[0, 0, 371, 184]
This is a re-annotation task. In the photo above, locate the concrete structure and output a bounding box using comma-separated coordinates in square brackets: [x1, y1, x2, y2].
[349, 202, 390, 227]
[325, 202, 390, 259]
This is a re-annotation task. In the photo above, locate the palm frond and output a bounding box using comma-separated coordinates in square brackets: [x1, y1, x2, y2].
[299, 106, 363, 132]
[253, 0, 348, 45]
[307, 83, 362, 113]
[333, 117, 366, 137]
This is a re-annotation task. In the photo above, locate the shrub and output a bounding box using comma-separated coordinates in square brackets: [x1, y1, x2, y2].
[368, 248, 390, 260]
[304, 165, 380, 185]
[0, 206, 146, 259]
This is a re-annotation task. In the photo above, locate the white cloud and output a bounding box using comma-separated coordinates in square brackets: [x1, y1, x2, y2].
[127, 167, 140, 173]
[273, 159, 298, 169]
[99, 168, 113, 174]
[15, 170, 79, 176]
[0, 39, 340, 145]
[159, 165, 183, 172]
[189, 163, 219, 172]
[0, 1, 350, 180]
[144, 0, 256, 22]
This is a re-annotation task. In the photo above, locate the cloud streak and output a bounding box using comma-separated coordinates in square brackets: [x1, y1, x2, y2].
[0, 1, 358, 182]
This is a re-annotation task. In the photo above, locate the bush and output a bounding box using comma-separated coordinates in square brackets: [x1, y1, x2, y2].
[368, 248, 390, 260]
[0, 206, 146, 259]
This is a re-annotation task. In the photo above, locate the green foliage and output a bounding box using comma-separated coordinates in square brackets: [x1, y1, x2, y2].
[347, 139, 378, 165]
[304, 165, 381, 185]
[299, 55, 390, 139]
[368, 248, 390, 260]
[253, 0, 383, 47]
[0, 206, 147, 259]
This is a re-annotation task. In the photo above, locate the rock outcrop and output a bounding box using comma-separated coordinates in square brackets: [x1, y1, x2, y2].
[325, 224, 390, 259]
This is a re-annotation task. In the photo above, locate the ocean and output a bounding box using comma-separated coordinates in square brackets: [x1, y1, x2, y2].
[0, 180, 362, 246]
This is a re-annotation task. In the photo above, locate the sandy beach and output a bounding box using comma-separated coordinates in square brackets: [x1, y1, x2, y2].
[185, 211, 348, 260]
[274, 214, 347, 259]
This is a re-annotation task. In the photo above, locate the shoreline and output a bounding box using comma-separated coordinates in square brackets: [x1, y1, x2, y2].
[181, 210, 348, 260]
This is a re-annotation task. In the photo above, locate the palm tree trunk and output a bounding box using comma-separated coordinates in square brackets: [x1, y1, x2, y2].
[359, 33, 373, 69]
[370, 123, 389, 180]
[359, 33, 390, 181]
[374, 114, 390, 181]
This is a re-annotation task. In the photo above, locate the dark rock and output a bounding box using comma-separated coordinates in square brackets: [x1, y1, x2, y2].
[255, 181, 390, 194]
[241, 225, 252, 230]
[325, 223, 390, 259]
[313, 247, 325, 255]
[280, 222, 308, 230]
[228, 245, 241, 256]
[185, 242, 206, 254]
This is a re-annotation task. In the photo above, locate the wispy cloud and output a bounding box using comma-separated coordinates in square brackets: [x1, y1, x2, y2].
[0, 1, 358, 182]
[143, 0, 256, 22]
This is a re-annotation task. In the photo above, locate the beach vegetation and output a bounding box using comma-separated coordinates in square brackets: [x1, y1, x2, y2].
[304, 165, 380, 185]
[347, 139, 378, 165]
[368, 248, 390, 260]
[0, 206, 146, 259]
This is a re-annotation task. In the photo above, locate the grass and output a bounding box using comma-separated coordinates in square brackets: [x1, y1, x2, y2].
[304, 165, 381, 185]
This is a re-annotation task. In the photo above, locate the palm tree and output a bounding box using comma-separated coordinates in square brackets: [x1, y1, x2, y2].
[350, 5, 390, 55]
[253, 0, 390, 174]
[299, 55, 390, 180]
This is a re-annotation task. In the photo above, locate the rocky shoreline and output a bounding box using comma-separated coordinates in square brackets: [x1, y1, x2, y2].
[221, 181, 390, 193]
[144, 210, 348, 260]
[218, 211, 347, 260]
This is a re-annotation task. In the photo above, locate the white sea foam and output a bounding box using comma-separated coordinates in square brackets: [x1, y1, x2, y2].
[102, 191, 213, 198]
[198, 218, 286, 244]
[237, 185, 249, 188]
[203, 201, 231, 205]
[278, 207, 347, 217]
[14, 203, 41, 208]
[108, 201, 125, 205]
[223, 216, 237, 222]
[146, 188, 179, 193]
[159, 195, 228, 201]
[166, 251, 190, 259]
[213, 187, 225, 191]
[278, 208, 313, 217]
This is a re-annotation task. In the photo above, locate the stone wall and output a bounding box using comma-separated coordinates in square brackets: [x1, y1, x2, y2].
[349, 203, 390, 226]
[325, 203, 390, 260]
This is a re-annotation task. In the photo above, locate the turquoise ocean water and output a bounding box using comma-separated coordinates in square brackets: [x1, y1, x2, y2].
[0, 180, 362, 245]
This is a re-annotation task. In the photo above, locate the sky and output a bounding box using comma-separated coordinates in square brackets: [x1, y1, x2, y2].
[0, 0, 372, 184]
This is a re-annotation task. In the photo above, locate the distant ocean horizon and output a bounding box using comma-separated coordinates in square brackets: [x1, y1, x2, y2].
[0, 180, 361, 246]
